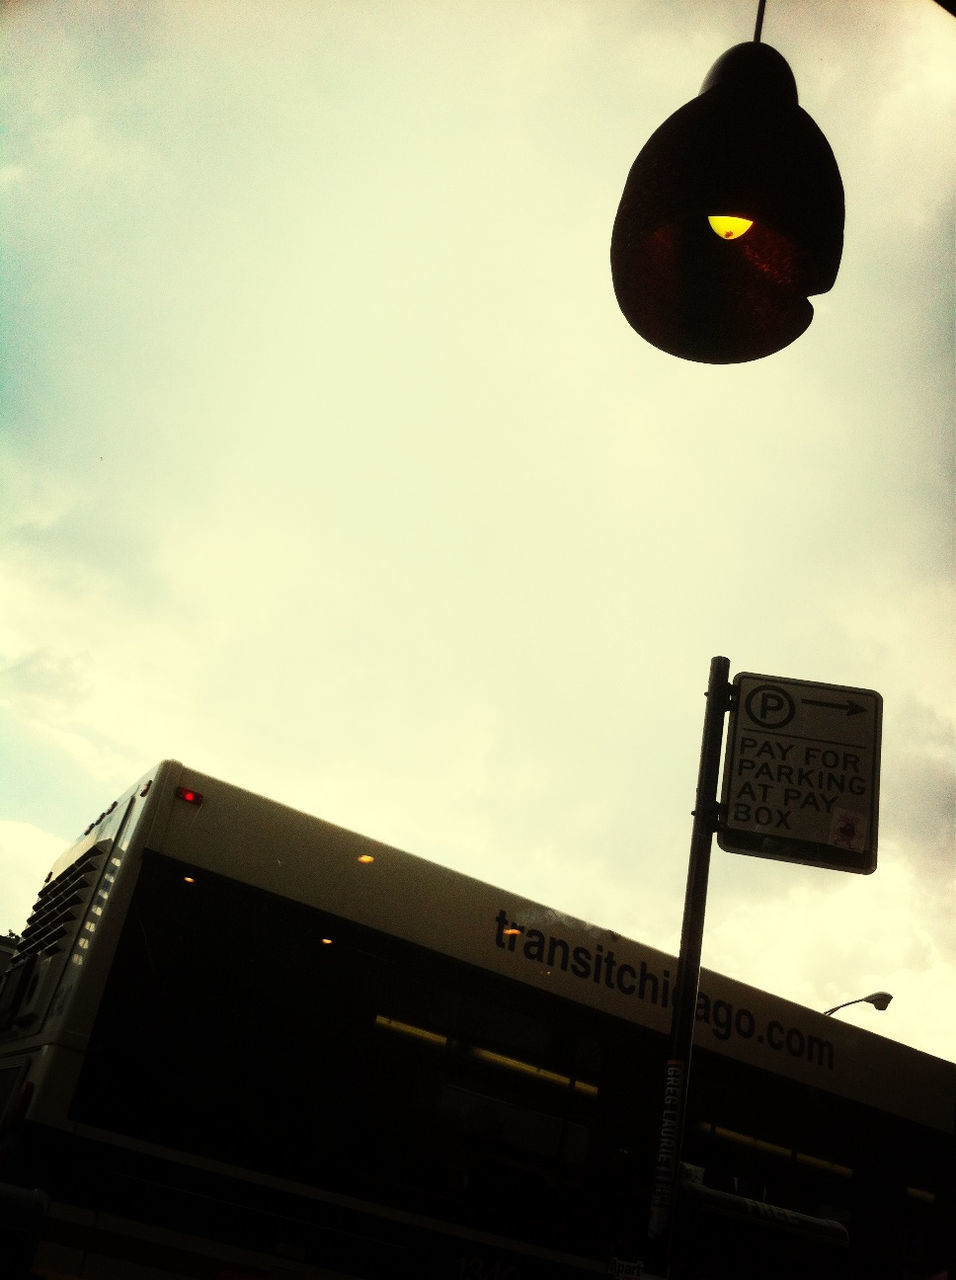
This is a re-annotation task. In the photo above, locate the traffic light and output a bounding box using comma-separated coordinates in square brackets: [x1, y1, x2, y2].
[611, 42, 844, 364]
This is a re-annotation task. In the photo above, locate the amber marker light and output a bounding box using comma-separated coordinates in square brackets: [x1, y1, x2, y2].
[708, 215, 754, 239]
[357, 854, 375, 864]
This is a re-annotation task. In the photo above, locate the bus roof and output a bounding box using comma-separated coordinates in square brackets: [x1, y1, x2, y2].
[53, 759, 956, 1135]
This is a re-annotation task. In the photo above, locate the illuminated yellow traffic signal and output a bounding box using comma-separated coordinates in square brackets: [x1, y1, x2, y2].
[708, 216, 754, 240]
[611, 43, 844, 364]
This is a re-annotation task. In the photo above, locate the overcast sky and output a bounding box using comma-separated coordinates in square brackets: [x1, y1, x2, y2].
[2, 0, 953, 1063]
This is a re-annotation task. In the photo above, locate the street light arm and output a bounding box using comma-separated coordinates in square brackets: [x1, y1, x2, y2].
[824, 991, 893, 1016]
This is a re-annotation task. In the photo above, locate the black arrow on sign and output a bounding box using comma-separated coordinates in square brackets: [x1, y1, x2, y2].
[802, 698, 867, 717]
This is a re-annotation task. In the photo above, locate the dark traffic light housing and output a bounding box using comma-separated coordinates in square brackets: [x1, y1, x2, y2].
[611, 42, 844, 364]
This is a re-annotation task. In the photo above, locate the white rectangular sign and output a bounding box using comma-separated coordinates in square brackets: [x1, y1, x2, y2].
[718, 673, 882, 873]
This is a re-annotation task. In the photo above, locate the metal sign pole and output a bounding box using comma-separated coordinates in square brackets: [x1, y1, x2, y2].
[645, 654, 731, 1276]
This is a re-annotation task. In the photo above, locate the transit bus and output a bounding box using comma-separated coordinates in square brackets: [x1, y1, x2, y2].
[0, 761, 951, 1278]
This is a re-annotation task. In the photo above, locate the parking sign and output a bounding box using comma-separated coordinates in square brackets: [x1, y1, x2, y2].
[718, 672, 882, 873]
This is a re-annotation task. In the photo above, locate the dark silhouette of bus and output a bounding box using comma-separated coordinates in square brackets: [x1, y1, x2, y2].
[0, 762, 951, 1278]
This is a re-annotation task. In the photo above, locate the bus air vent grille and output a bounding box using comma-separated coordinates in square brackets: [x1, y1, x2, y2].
[14, 852, 104, 964]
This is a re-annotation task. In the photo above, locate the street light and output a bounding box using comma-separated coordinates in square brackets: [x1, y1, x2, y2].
[610, 6, 844, 363]
[823, 991, 893, 1017]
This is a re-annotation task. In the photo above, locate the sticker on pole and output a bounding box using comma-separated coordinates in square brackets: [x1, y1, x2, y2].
[718, 673, 882, 873]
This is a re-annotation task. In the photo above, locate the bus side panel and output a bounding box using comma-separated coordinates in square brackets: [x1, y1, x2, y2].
[0, 762, 183, 1135]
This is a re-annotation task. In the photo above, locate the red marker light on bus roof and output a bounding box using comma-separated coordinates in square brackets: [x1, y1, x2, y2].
[175, 787, 204, 806]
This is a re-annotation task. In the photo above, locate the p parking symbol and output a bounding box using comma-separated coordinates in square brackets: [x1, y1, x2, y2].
[745, 684, 795, 729]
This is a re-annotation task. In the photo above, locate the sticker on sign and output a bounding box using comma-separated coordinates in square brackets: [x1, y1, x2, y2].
[718, 673, 882, 873]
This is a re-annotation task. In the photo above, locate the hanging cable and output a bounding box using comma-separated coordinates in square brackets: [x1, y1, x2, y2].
[754, 0, 767, 42]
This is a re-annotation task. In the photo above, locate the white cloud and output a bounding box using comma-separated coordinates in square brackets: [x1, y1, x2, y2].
[0, 821, 67, 935]
[0, 0, 952, 1065]
[704, 851, 956, 1062]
